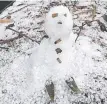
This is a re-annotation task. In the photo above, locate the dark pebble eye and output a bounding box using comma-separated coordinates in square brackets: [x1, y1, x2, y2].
[64, 13, 67, 17]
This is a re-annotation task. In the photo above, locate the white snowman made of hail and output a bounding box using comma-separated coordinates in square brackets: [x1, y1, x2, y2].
[31, 5, 80, 101]
[44, 5, 77, 78]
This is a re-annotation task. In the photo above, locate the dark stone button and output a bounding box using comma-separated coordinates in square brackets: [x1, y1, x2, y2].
[55, 48, 62, 54]
[57, 58, 62, 63]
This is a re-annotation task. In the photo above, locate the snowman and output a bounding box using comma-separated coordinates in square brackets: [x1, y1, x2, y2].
[30, 5, 80, 102]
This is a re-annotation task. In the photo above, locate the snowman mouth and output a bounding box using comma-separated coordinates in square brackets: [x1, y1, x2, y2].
[57, 21, 62, 24]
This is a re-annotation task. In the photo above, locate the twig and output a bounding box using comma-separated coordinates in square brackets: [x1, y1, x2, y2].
[75, 23, 85, 43]
[0, 27, 40, 44]
[2, 4, 37, 19]
[0, 46, 9, 50]
[6, 27, 40, 44]
[0, 35, 23, 44]
[75, 20, 97, 43]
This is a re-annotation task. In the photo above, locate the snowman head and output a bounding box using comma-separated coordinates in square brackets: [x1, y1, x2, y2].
[45, 6, 73, 41]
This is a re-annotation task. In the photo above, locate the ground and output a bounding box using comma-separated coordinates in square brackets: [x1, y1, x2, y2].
[0, 0, 107, 104]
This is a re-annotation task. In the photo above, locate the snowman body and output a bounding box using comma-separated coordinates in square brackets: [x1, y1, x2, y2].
[31, 36, 76, 82]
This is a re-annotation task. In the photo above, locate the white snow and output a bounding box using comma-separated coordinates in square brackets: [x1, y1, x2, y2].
[6, 5, 96, 99]
[0, 0, 107, 104]
[0, 24, 6, 39]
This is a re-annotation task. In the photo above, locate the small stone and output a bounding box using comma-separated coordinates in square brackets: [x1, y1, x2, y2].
[54, 39, 61, 44]
[52, 13, 58, 18]
[103, 77, 107, 80]
[97, 20, 107, 32]
[2, 89, 7, 94]
[85, 20, 92, 26]
[85, 93, 88, 97]
[57, 58, 62, 63]
[55, 48, 62, 54]
[103, 14, 107, 22]
[7, 23, 14, 28]
[101, 99, 105, 104]
[64, 13, 67, 17]
[6, 15, 11, 19]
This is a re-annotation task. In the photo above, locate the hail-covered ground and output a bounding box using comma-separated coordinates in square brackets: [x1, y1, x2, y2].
[0, 0, 107, 104]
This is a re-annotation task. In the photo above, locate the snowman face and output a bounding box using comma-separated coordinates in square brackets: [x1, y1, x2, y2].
[45, 6, 73, 41]
[51, 12, 67, 25]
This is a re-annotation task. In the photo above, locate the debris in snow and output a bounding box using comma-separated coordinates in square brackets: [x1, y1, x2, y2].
[65, 77, 80, 93]
[54, 38, 61, 44]
[55, 48, 62, 54]
[102, 14, 107, 22]
[45, 80, 54, 101]
[0, 0, 107, 104]
[97, 20, 107, 32]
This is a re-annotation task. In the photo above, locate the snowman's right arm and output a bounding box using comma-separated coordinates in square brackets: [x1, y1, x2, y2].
[29, 38, 49, 67]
